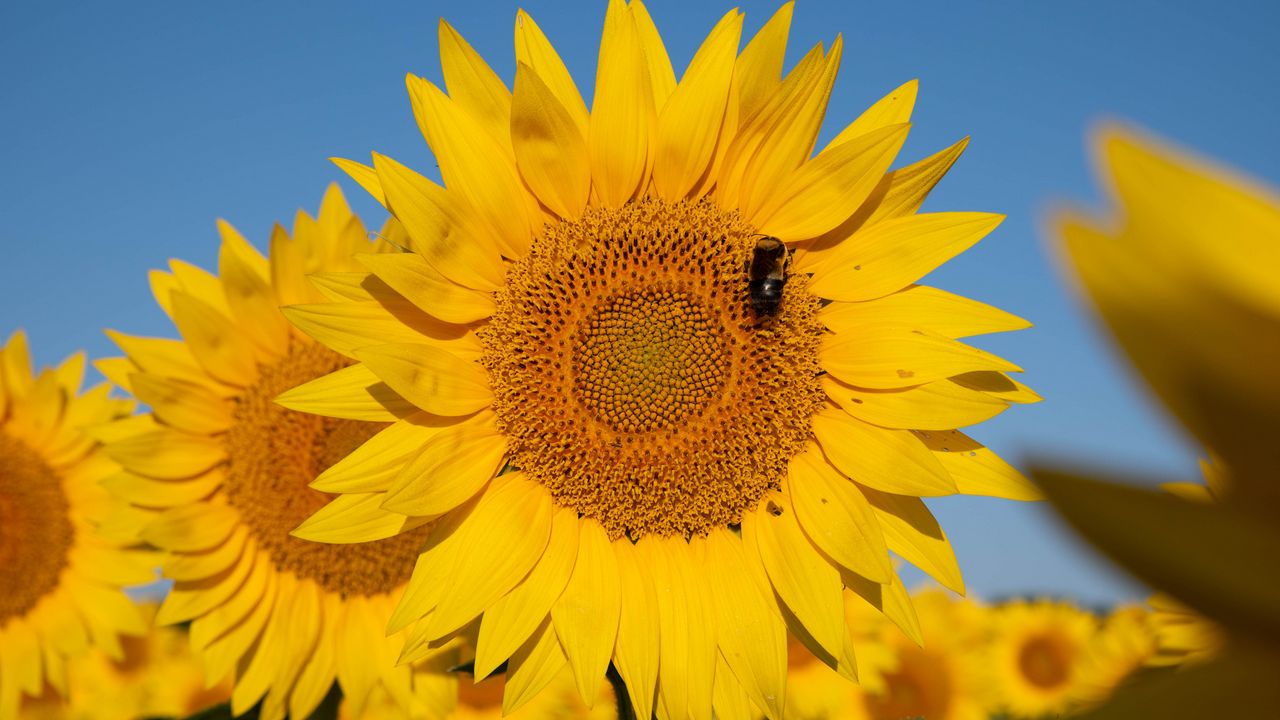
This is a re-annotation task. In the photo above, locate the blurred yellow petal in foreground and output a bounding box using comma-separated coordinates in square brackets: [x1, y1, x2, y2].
[1038, 125, 1280, 717]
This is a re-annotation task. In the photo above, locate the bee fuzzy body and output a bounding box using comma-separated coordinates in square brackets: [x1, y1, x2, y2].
[747, 236, 791, 317]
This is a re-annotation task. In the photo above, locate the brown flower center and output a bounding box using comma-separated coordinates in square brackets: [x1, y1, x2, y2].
[481, 199, 824, 540]
[1019, 633, 1073, 690]
[0, 429, 74, 624]
[222, 341, 427, 597]
[865, 646, 953, 720]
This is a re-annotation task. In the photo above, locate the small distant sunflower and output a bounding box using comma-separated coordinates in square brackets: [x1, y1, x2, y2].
[96, 187, 456, 720]
[1073, 606, 1156, 707]
[783, 588, 990, 720]
[283, 3, 1036, 716]
[987, 600, 1096, 718]
[0, 332, 150, 719]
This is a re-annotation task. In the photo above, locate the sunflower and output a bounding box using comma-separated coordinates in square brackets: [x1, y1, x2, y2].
[1039, 126, 1280, 717]
[282, 3, 1037, 716]
[21, 602, 233, 719]
[95, 187, 457, 720]
[0, 331, 150, 720]
[783, 588, 990, 720]
[986, 599, 1096, 718]
[1072, 606, 1156, 708]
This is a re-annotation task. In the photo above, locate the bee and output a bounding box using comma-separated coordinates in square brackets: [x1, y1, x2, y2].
[747, 235, 791, 317]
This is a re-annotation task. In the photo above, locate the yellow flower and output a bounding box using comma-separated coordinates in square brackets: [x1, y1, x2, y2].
[95, 187, 457, 720]
[21, 603, 233, 719]
[1041, 125, 1280, 716]
[0, 332, 150, 720]
[1146, 594, 1223, 668]
[985, 599, 1095, 718]
[1073, 606, 1157, 707]
[784, 589, 990, 720]
[283, 3, 1036, 716]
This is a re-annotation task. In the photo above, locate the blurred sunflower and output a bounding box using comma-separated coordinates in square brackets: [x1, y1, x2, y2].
[21, 603, 233, 719]
[282, 3, 1037, 716]
[0, 332, 150, 720]
[986, 599, 1095, 718]
[1041, 126, 1280, 716]
[95, 187, 457, 720]
[1073, 606, 1156, 707]
[782, 588, 989, 720]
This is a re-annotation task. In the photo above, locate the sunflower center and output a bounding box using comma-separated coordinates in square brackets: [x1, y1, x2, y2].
[0, 429, 75, 624]
[1019, 634, 1072, 689]
[222, 341, 427, 597]
[481, 199, 824, 540]
[865, 647, 953, 720]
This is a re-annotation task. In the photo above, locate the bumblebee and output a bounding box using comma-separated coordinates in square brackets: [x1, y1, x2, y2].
[747, 235, 790, 317]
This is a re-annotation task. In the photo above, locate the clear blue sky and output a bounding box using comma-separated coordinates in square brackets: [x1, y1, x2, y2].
[4, 0, 1278, 605]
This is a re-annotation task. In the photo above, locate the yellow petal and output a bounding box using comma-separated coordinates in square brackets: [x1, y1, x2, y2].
[649, 537, 716, 720]
[953, 371, 1042, 404]
[143, 501, 239, 552]
[629, 0, 677, 109]
[822, 79, 919, 153]
[292, 492, 430, 543]
[407, 75, 534, 259]
[354, 344, 492, 417]
[217, 219, 290, 358]
[102, 427, 224, 481]
[128, 373, 233, 435]
[551, 520, 621, 707]
[502, 617, 568, 715]
[739, 36, 844, 222]
[311, 417, 445, 494]
[753, 123, 910, 241]
[821, 374, 1008, 431]
[165, 525, 248, 582]
[102, 469, 220, 509]
[651, 10, 742, 201]
[733, 2, 793, 121]
[1034, 467, 1280, 640]
[807, 212, 1005, 301]
[475, 507, 579, 678]
[818, 285, 1031, 339]
[354, 253, 496, 326]
[613, 538, 661, 720]
[860, 137, 970, 227]
[820, 327, 1021, 389]
[381, 418, 506, 517]
[515, 10, 589, 136]
[704, 529, 786, 720]
[511, 61, 591, 219]
[788, 443, 893, 583]
[810, 409, 955, 496]
[860, 486, 964, 593]
[275, 362, 418, 422]
[843, 570, 922, 646]
[282, 299, 478, 361]
[747, 494, 845, 659]
[915, 429, 1041, 501]
[424, 476, 554, 640]
[170, 259, 232, 315]
[371, 152, 503, 291]
[104, 330, 227, 392]
[589, 0, 655, 208]
[157, 540, 257, 625]
[169, 290, 258, 387]
[438, 19, 512, 155]
[331, 157, 386, 206]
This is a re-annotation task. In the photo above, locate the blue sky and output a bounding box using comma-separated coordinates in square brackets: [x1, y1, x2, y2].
[3, 0, 1278, 605]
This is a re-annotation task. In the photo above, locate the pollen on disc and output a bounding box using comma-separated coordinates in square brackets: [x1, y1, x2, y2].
[481, 199, 825, 540]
